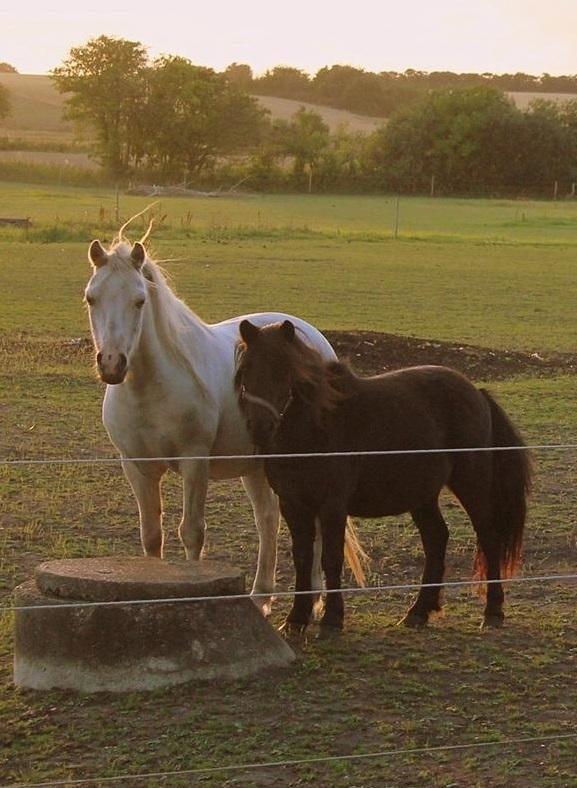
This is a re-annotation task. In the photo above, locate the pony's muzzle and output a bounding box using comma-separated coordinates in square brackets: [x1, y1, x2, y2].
[97, 351, 128, 384]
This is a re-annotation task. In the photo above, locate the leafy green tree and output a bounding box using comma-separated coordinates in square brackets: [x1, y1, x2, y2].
[224, 63, 253, 90]
[0, 82, 11, 121]
[0, 62, 17, 73]
[52, 35, 148, 176]
[254, 67, 311, 100]
[365, 86, 530, 192]
[140, 56, 266, 178]
[271, 108, 330, 190]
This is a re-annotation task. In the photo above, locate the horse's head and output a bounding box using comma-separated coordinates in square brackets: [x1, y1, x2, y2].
[85, 240, 149, 384]
[235, 319, 297, 448]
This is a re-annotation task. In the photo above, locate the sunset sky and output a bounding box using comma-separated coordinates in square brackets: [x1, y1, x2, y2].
[4, 0, 577, 76]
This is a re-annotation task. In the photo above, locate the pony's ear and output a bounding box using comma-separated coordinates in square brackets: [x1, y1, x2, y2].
[281, 320, 296, 342]
[88, 240, 108, 268]
[239, 319, 260, 345]
[131, 242, 146, 270]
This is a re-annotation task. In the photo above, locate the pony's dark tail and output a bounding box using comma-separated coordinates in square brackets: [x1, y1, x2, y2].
[474, 389, 533, 582]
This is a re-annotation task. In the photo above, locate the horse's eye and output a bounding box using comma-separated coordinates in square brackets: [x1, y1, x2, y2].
[135, 299, 145, 309]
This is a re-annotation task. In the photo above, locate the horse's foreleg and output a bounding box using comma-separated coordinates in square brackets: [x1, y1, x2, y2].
[402, 501, 449, 628]
[281, 499, 316, 633]
[242, 466, 280, 616]
[179, 457, 209, 560]
[122, 460, 165, 558]
[318, 510, 346, 635]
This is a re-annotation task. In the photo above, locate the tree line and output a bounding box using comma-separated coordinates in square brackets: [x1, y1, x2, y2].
[48, 36, 577, 196]
[233, 63, 577, 119]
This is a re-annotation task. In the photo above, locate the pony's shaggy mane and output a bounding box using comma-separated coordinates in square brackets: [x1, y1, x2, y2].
[236, 324, 354, 425]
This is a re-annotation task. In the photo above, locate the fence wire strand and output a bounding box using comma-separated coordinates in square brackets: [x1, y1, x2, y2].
[2, 571, 577, 614]
[4, 731, 576, 787]
[3, 441, 577, 467]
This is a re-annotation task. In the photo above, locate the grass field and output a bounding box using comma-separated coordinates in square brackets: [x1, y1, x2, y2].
[2, 185, 577, 786]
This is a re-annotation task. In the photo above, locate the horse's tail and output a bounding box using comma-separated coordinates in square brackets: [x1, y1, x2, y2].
[344, 517, 370, 587]
[474, 389, 533, 582]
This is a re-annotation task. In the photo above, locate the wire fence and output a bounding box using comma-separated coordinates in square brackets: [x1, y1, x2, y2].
[2, 439, 577, 466]
[4, 732, 577, 788]
[3, 434, 577, 785]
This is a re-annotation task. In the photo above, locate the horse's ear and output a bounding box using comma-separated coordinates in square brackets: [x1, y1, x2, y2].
[239, 319, 260, 345]
[131, 242, 146, 270]
[88, 240, 108, 268]
[281, 320, 295, 343]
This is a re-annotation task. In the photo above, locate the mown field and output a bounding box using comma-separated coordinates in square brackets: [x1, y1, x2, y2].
[1, 185, 577, 786]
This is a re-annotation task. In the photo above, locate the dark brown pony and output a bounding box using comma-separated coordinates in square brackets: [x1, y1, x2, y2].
[236, 319, 532, 637]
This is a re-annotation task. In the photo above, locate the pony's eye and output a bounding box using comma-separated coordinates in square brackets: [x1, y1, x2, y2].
[135, 299, 145, 309]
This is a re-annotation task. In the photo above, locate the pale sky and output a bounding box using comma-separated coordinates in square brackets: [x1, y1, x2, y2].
[4, 0, 577, 76]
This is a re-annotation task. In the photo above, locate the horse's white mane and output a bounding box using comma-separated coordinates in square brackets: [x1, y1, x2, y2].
[105, 230, 209, 395]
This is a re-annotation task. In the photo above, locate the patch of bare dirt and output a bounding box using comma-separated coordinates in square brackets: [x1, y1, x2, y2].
[325, 330, 577, 380]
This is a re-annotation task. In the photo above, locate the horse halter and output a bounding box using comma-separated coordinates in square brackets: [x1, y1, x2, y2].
[239, 384, 294, 423]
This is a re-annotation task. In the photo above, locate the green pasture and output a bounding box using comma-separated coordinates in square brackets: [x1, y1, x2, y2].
[3, 181, 577, 244]
[2, 182, 577, 785]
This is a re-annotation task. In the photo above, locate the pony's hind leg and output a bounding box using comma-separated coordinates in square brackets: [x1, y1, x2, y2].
[122, 460, 166, 558]
[401, 501, 449, 628]
[242, 466, 280, 616]
[449, 460, 505, 628]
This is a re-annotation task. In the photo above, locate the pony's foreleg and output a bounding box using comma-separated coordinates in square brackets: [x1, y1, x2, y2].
[179, 457, 209, 560]
[402, 502, 449, 628]
[281, 499, 316, 633]
[242, 466, 280, 617]
[318, 510, 346, 636]
[122, 460, 165, 558]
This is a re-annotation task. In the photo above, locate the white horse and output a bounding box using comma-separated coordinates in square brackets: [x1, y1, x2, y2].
[84, 235, 337, 611]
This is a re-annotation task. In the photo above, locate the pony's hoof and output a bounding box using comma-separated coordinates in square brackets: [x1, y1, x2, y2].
[316, 624, 342, 641]
[251, 594, 273, 618]
[399, 612, 428, 629]
[280, 620, 308, 638]
[481, 614, 504, 630]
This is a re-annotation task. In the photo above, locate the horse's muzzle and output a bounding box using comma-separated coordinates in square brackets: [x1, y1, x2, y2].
[97, 351, 127, 384]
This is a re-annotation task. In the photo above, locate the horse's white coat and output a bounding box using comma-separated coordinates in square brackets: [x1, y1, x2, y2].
[85, 240, 336, 609]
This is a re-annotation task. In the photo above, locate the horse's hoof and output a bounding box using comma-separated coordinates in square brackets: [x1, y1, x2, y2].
[399, 612, 428, 629]
[251, 594, 273, 618]
[279, 620, 308, 638]
[481, 614, 504, 630]
[316, 624, 343, 641]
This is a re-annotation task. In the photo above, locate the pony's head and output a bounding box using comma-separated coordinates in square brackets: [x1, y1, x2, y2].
[85, 239, 150, 384]
[235, 319, 345, 448]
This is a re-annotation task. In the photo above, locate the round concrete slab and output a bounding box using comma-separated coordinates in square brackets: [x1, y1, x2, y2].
[35, 557, 244, 601]
[14, 557, 295, 692]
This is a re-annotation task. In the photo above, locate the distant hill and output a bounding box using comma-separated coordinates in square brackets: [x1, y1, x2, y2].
[253, 95, 385, 133]
[1, 73, 576, 146]
[0, 73, 71, 134]
[0, 73, 385, 140]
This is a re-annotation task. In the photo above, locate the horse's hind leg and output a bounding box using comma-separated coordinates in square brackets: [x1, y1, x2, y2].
[449, 462, 504, 628]
[242, 465, 280, 616]
[401, 501, 449, 628]
[122, 460, 165, 558]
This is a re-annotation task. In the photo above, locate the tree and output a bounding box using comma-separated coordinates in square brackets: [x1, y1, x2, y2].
[0, 62, 17, 73]
[224, 63, 253, 90]
[254, 67, 311, 100]
[140, 56, 266, 178]
[52, 35, 148, 176]
[0, 83, 10, 121]
[365, 86, 530, 193]
[271, 108, 330, 190]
